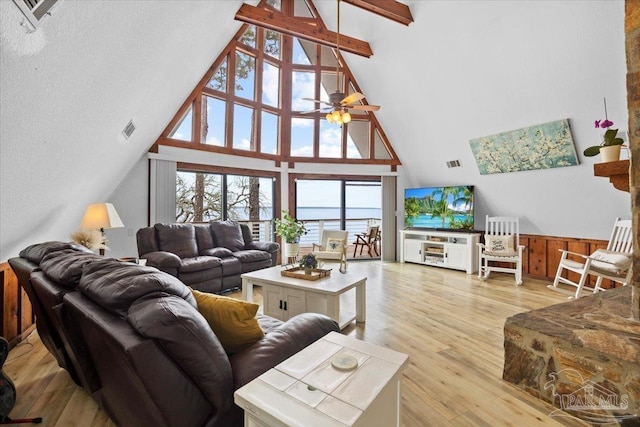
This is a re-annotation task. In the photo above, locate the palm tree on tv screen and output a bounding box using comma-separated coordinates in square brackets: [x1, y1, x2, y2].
[427, 186, 473, 229]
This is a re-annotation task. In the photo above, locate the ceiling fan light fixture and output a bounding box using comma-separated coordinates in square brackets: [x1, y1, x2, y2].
[326, 113, 334, 123]
[342, 111, 351, 123]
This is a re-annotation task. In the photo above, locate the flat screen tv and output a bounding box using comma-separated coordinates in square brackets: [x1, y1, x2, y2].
[404, 185, 474, 231]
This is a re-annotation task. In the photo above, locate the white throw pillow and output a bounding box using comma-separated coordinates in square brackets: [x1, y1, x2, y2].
[485, 235, 516, 256]
[590, 249, 631, 274]
[326, 238, 344, 252]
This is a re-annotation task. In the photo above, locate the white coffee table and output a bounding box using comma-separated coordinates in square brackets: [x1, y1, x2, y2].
[234, 332, 409, 427]
[241, 266, 366, 330]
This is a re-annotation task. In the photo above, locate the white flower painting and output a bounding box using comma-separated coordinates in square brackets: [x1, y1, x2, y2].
[469, 119, 579, 175]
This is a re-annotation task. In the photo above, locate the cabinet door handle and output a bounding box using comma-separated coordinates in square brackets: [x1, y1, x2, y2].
[279, 300, 283, 309]
[283, 301, 288, 311]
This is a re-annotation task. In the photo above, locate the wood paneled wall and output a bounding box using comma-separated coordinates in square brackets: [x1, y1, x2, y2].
[520, 234, 614, 288]
[0, 262, 35, 348]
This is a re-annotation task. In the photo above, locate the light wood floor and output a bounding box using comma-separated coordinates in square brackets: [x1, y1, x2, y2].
[4, 262, 587, 426]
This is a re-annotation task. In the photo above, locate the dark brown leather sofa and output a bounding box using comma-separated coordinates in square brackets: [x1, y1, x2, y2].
[9, 242, 338, 427]
[136, 221, 279, 294]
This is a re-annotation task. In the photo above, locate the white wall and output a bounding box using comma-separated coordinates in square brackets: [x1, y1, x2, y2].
[105, 156, 148, 258]
[381, 1, 630, 241]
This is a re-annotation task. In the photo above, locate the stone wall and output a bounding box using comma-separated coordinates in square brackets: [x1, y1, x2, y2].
[627, 0, 639, 321]
[503, 286, 640, 424]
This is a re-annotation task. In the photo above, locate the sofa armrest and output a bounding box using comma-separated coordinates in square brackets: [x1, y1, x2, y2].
[228, 313, 339, 389]
[246, 241, 279, 253]
[246, 241, 280, 266]
[142, 251, 181, 269]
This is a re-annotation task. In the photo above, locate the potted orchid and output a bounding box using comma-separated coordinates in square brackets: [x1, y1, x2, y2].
[583, 98, 625, 161]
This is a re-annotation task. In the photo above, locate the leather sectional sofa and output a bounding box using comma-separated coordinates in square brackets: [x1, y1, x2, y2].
[137, 221, 279, 293]
[9, 242, 339, 427]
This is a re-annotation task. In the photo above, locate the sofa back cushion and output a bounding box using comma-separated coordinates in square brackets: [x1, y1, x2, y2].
[240, 223, 254, 246]
[194, 223, 215, 254]
[128, 295, 233, 412]
[40, 250, 102, 288]
[154, 223, 198, 258]
[79, 259, 196, 318]
[20, 241, 92, 264]
[136, 226, 159, 256]
[210, 220, 245, 252]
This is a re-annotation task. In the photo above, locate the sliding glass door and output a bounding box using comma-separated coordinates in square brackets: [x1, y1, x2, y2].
[295, 178, 381, 259]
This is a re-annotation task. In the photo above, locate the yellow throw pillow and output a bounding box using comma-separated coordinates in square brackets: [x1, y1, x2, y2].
[191, 289, 264, 354]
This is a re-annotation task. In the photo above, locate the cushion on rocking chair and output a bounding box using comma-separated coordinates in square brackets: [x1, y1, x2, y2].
[484, 235, 517, 256]
[589, 249, 631, 274]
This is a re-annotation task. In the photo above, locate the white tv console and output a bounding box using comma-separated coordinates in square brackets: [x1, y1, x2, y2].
[399, 229, 480, 274]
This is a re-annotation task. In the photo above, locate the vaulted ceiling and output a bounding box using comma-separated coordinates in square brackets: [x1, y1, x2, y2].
[0, 0, 629, 260]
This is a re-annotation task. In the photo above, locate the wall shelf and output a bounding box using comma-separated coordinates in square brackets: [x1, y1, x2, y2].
[593, 159, 630, 192]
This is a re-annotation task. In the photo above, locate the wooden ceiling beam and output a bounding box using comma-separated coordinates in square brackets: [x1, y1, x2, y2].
[235, 3, 373, 58]
[342, 0, 413, 26]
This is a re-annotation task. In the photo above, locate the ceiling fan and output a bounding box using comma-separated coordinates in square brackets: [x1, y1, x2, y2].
[301, 0, 380, 124]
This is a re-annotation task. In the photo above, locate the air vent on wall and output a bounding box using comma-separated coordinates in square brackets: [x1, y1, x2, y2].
[12, 0, 58, 29]
[446, 159, 461, 168]
[122, 120, 136, 139]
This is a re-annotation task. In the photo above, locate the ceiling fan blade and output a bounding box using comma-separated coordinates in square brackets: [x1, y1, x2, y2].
[299, 108, 326, 114]
[350, 104, 381, 111]
[302, 97, 333, 106]
[340, 92, 365, 105]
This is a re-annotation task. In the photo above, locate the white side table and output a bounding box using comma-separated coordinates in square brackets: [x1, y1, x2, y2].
[234, 332, 409, 427]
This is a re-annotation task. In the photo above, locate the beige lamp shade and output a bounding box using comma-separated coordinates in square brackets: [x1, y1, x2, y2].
[79, 203, 124, 230]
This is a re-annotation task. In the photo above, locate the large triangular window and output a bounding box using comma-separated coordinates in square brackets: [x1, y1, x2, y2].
[155, 0, 400, 167]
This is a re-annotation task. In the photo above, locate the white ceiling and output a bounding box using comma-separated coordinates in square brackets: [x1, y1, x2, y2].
[0, 0, 629, 259]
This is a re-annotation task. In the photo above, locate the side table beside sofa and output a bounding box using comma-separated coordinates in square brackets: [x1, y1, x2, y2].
[234, 332, 409, 427]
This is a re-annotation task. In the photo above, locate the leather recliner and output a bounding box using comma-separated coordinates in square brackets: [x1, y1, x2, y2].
[10, 243, 339, 427]
[136, 221, 279, 293]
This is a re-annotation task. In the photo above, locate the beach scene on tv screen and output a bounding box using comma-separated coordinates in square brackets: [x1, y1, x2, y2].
[404, 186, 474, 230]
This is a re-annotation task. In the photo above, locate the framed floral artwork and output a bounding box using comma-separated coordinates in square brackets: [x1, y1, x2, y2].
[469, 119, 579, 175]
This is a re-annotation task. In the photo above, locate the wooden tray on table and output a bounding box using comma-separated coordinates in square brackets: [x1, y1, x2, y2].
[281, 267, 331, 281]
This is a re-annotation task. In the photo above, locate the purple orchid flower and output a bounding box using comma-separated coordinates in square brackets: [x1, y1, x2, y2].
[600, 119, 614, 128]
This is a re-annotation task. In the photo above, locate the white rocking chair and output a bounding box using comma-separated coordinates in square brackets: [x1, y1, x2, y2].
[548, 218, 633, 299]
[477, 216, 525, 285]
[311, 230, 348, 273]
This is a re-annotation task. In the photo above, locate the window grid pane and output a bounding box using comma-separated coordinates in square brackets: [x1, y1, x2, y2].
[176, 171, 223, 222]
[233, 105, 254, 150]
[292, 71, 315, 112]
[347, 121, 368, 159]
[203, 96, 225, 146]
[169, 105, 193, 141]
[261, 111, 279, 155]
[291, 117, 314, 157]
[207, 57, 227, 92]
[262, 62, 280, 107]
[235, 52, 256, 100]
[264, 29, 281, 59]
[319, 120, 342, 158]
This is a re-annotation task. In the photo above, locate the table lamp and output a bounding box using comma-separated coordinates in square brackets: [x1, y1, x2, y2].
[79, 203, 124, 255]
